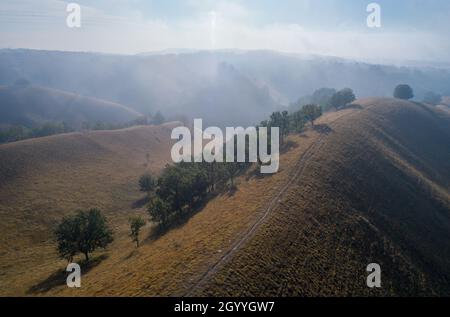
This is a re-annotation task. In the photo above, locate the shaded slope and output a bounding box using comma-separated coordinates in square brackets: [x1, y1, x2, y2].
[197, 98, 450, 296]
[0, 85, 141, 129]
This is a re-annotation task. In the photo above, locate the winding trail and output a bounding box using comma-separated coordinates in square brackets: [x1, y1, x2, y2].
[185, 111, 354, 296]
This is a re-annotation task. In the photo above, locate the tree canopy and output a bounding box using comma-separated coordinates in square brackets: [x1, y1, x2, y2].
[330, 88, 356, 110]
[394, 84, 414, 100]
[55, 209, 113, 262]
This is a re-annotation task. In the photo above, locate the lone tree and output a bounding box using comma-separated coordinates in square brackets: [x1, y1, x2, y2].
[129, 216, 146, 247]
[301, 104, 322, 126]
[394, 84, 414, 100]
[139, 173, 156, 194]
[55, 209, 113, 262]
[330, 88, 356, 110]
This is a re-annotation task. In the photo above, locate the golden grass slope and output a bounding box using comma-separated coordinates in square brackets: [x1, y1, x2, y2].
[0, 108, 346, 296]
[197, 98, 450, 296]
[0, 123, 177, 295]
[1, 98, 449, 297]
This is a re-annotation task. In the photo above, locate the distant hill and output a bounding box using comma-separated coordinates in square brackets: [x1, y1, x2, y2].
[0, 85, 141, 130]
[2, 49, 450, 126]
[438, 96, 450, 114]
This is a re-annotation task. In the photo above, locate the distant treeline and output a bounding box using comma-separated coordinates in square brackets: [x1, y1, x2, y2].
[0, 112, 166, 144]
[0, 122, 73, 144]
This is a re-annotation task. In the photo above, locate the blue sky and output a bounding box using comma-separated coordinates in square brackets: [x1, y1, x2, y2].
[1, 0, 450, 62]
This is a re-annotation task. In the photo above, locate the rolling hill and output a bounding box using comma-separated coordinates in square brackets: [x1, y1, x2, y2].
[0, 85, 141, 130]
[0, 98, 449, 296]
[2, 49, 450, 126]
[0, 123, 177, 295]
[195, 98, 450, 296]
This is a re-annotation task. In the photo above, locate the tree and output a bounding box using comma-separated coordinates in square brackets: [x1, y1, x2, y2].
[129, 216, 146, 247]
[139, 173, 156, 193]
[152, 111, 165, 125]
[55, 209, 114, 262]
[290, 110, 306, 133]
[147, 196, 172, 228]
[269, 111, 290, 144]
[423, 91, 442, 105]
[301, 104, 322, 126]
[311, 88, 336, 112]
[330, 88, 356, 110]
[394, 84, 414, 100]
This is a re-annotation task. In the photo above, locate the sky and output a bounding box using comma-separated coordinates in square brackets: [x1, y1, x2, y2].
[1, 0, 450, 63]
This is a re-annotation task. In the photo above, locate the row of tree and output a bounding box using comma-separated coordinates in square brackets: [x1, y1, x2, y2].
[0, 122, 74, 144]
[53, 95, 332, 259]
[0, 112, 167, 144]
[289, 88, 356, 113]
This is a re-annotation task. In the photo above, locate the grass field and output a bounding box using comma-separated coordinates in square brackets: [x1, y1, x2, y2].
[1, 98, 449, 296]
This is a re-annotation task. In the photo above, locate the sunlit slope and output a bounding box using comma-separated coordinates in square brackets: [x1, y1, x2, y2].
[2, 99, 449, 297]
[0, 123, 177, 295]
[197, 98, 450, 296]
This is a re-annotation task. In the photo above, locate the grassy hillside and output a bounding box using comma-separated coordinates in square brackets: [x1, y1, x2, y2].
[1, 98, 449, 296]
[0, 123, 177, 295]
[195, 98, 450, 296]
[0, 85, 141, 130]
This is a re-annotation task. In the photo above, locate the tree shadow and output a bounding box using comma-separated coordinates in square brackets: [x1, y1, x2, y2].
[313, 124, 334, 135]
[226, 185, 238, 197]
[281, 139, 299, 154]
[341, 103, 363, 110]
[144, 192, 219, 243]
[26, 254, 109, 294]
[132, 195, 149, 209]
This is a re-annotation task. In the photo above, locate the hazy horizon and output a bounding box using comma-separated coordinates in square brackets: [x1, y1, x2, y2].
[1, 0, 450, 64]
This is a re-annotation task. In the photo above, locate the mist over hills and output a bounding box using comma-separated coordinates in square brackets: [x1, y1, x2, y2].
[0, 85, 141, 130]
[2, 49, 450, 127]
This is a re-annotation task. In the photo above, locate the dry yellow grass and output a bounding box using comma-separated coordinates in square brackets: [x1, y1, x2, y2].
[196, 98, 450, 296]
[1, 108, 344, 296]
[0, 123, 177, 295]
[2, 98, 449, 296]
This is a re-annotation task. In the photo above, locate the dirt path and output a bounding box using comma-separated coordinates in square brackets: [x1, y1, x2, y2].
[185, 126, 335, 296]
